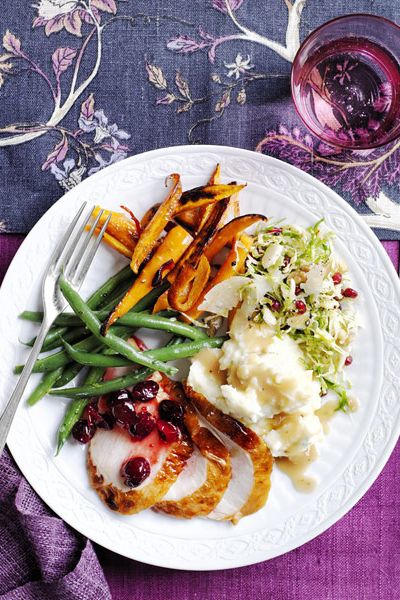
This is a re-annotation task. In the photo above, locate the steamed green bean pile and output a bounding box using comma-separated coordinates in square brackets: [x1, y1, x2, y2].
[17, 264, 225, 452]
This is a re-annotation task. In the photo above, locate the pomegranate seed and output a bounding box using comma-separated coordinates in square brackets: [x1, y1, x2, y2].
[131, 380, 159, 402]
[107, 389, 131, 407]
[270, 299, 281, 312]
[343, 287, 358, 298]
[295, 300, 307, 314]
[295, 285, 302, 296]
[345, 355, 353, 366]
[130, 410, 155, 440]
[111, 399, 138, 429]
[332, 272, 342, 285]
[72, 419, 96, 444]
[121, 457, 150, 488]
[268, 227, 282, 235]
[158, 400, 184, 425]
[157, 419, 180, 443]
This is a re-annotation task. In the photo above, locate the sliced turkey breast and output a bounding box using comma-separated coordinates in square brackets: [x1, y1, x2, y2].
[183, 384, 273, 523]
[88, 373, 193, 514]
[155, 401, 231, 518]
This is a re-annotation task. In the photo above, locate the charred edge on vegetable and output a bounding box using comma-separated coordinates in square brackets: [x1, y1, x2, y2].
[180, 186, 216, 205]
[180, 181, 237, 206]
[152, 259, 175, 288]
[137, 244, 159, 273]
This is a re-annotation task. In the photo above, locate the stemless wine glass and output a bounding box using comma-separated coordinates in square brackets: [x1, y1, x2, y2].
[291, 14, 400, 149]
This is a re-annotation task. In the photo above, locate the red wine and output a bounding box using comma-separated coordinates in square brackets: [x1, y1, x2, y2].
[293, 37, 400, 148]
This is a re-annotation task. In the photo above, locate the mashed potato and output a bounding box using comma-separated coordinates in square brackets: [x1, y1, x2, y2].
[187, 305, 324, 459]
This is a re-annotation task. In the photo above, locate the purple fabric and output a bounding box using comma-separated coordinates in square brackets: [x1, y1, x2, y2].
[0, 233, 399, 599]
[0, 449, 111, 600]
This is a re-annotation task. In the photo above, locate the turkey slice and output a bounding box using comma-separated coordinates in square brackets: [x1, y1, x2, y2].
[183, 384, 273, 523]
[155, 401, 231, 518]
[88, 373, 193, 515]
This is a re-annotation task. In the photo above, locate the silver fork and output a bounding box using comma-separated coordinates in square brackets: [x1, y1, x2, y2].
[0, 204, 111, 455]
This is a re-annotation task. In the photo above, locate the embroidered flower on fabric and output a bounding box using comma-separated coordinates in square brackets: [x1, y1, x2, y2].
[79, 109, 130, 147]
[50, 158, 85, 190]
[32, 0, 116, 37]
[44, 94, 131, 189]
[224, 53, 254, 79]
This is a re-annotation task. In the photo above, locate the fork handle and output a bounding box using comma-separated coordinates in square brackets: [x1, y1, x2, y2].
[0, 318, 52, 455]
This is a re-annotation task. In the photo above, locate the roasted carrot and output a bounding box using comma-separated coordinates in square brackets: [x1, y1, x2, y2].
[186, 234, 252, 320]
[195, 163, 221, 231]
[130, 174, 182, 274]
[176, 183, 245, 214]
[100, 232, 133, 258]
[102, 225, 192, 331]
[168, 255, 211, 312]
[205, 214, 268, 261]
[167, 199, 230, 311]
[92, 206, 139, 252]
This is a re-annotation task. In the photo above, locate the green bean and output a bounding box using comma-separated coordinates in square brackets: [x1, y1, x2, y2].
[24, 326, 68, 349]
[145, 336, 225, 361]
[115, 312, 206, 341]
[20, 281, 169, 328]
[63, 336, 225, 368]
[26, 367, 65, 407]
[56, 366, 105, 455]
[41, 327, 88, 352]
[14, 325, 132, 374]
[50, 368, 153, 398]
[86, 264, 133, 309]
[14, 335, 101, 374]
[59, 275, 177, 376]
[53, 362, 84, 388]
[63, 340, 132, 368]
[26, 325, 88, 352]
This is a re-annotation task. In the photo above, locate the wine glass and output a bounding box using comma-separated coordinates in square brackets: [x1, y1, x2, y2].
[291, 14, 400, 149]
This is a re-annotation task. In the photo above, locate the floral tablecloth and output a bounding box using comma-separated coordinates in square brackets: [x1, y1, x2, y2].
[0, 1, 399, 599]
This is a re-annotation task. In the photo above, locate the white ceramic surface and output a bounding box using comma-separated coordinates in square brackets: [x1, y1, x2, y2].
[1, 146, 399, 571]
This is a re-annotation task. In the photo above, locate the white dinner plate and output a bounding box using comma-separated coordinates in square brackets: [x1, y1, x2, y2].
[1, 146, 399, 570]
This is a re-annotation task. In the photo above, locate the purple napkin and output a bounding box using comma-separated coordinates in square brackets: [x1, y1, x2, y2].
[0, 449, 111, 600]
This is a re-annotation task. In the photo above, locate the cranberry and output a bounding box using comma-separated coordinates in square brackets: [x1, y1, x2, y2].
[332, 272, 342, 285]
[295, 285, 302, 296]
[107, 389, 131, 407]
[345, 355, 353, 366]
[97, 412, 115, 430]
[270, 299, 281, 312]
[343, 287, 358, 299]
[268, 227, 282, 235]
[72, 419, 96, 444]
[158, 400, 184, 425]
[121, 457, 150, 488]
[157, 419, 180, 443]
[295, 300, 307, 314]
[130, 410, 155, 440]
[283, 255, 291, 268]
[131, 380, 159, 402]
[111, 399, 138, 428]
[86, 404, 103, 427]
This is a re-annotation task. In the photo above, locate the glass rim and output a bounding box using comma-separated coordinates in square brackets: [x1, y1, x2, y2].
[290, 13, 400, 150]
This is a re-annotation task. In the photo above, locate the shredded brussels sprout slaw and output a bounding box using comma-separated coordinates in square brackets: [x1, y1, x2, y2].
[244, 220, 360, 411]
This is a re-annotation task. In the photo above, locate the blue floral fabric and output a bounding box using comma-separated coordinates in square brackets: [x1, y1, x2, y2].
[0, 1, 399, 237]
